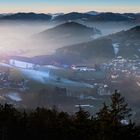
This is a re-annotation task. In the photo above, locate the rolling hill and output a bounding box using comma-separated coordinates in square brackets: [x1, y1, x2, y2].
[106, 26, 140, 58]
[108, 26, 140, 42]
[34, 22, 101, 48]
[52, 26, 140, 64]
[54, 38, 114, 64]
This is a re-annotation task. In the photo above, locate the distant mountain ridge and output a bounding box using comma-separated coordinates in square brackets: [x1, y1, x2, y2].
[0, 12, 52, 20]
[53, 12, 94, 21]
[108, 25, 140, 42]
[53, 25, 140, 64]
[0, 12, 139, 22]
[89, 12, 134, 21]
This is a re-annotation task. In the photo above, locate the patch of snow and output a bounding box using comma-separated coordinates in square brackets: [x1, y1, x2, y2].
[86, 11, 100, 15]
[7, 93, 22, 102]
[113, 43, 120, 55]
[91, 34, 101, 39]
[121, 119, 129, 125]
[104, 84, 109, 88]
[0, 62, 13, 68]
[85, 96, 97, 100]
[44, 65, 61, 70]
[75, 104, 94, 108]
[136, 82, 140, 87]
[49, 13, 64, 20]
[20, 69, 50, 84]
[127, 16, 135, 20]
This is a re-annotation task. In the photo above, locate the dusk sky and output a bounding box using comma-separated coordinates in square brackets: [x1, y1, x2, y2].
[0, 0, 140, 13]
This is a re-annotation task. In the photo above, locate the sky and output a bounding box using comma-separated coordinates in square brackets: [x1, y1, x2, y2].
[0, 0, 140, 13]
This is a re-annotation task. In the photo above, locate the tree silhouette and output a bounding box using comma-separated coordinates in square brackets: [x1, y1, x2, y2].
[0, 90, 138, 140]
[110, 90, 131, 125]
[95, 90, 138, 140]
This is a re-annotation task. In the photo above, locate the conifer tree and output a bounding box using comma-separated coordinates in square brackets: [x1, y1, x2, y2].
[110, 90, 131, 125]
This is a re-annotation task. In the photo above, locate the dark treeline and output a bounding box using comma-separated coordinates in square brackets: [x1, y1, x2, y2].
[0, 90, 140, 140]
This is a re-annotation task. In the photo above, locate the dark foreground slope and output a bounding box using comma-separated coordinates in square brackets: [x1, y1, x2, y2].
[107, 26, 140, 58]
[54, 38, 114, 64]
[0, 92, 139, 140]
[54, 26, 140, 64]
[108, 26, 140, 42]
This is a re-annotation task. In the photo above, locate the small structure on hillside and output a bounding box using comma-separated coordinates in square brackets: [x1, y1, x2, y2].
[9, 56, 38, 69]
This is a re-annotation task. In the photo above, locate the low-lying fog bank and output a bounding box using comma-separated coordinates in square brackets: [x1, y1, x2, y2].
[0, 20, 138, 58]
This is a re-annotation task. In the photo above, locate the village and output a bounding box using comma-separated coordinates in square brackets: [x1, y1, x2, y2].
[0, 54, 140, 110]
[0, 66, 28, 91]
[0, 55, 140, 95]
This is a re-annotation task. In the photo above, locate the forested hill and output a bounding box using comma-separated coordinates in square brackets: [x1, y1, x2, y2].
[0, 91, 139, 140]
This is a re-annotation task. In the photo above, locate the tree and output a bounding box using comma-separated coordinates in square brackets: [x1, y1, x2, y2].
[74, 107, 92, 140]
[96, 103, 111, 122]
[110, 90, 131, 125]
[95, 90, 135, 140]
[75, 107, 90, 122]
[95, 103, 113, 140]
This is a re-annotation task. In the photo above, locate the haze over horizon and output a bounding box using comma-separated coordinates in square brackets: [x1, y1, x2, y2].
[0, 0, 140, 14]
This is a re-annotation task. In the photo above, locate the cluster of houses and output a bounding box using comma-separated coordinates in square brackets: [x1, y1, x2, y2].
[0, 68, 28, 90]
[107, 56, 140, 80]
[6, 55, 140, 96]
[8, 56, 98, 72]
[1, 57, 31, 90]
[8, 56, 66, 70]
[9, 56, 39, 69]
[0, 69, 10, 87]
[71, 65, 96, 72]
[96, 83, 111, 95]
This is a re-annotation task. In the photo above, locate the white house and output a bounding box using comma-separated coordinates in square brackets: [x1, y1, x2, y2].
[71, 65, 96, 72]
[71, 65, 87, 71]
[9, 57, 35, 69]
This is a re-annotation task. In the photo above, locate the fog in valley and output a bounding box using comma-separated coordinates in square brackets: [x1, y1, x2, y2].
[0, 21, 52, 56]
[0, 21, 136, 57]
[0, 14, 139, 122]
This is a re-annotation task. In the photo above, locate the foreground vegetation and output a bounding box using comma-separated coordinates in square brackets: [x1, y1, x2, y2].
[0, 90, 139, 140]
